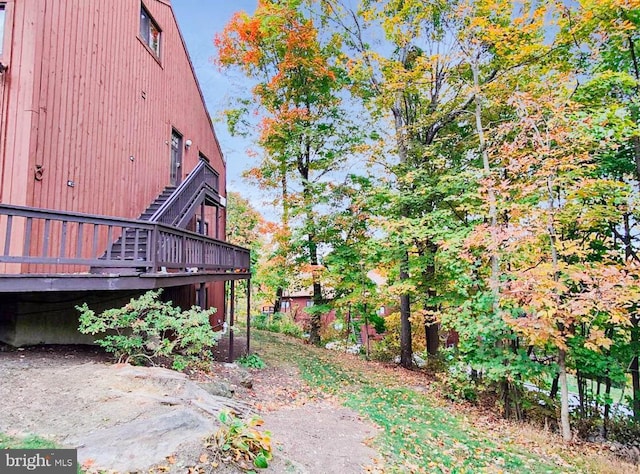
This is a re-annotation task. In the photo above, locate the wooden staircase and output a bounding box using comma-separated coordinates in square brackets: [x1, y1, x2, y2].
[139, 186, 176, 221]
[105, 186, 176, 263]
[97, 160, 221, 269]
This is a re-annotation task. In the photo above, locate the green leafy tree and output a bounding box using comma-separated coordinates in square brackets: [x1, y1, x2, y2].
[216, 0, 362, 344]
[558, 0, 640, 420]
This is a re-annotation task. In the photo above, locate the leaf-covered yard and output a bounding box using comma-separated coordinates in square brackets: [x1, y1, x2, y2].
[252, 331, 633, 474]
[0, 332, 636, 473]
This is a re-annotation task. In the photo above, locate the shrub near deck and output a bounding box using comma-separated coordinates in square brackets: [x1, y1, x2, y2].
[77, 289, 218, 370]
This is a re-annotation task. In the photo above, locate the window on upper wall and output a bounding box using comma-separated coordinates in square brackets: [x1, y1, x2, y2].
[140, 4, 161, 57]
[0, 4, 6, 56]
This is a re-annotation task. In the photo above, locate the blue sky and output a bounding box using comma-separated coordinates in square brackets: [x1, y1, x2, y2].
[171, 1, 261, 203]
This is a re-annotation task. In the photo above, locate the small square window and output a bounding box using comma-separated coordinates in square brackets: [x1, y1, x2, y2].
[196, 218, 210, 236]
[140, 4, 160, 57]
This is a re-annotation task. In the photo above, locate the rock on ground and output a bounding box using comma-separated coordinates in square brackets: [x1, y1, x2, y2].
[0, 346, 381, 474]
[0, 352, 248, 472]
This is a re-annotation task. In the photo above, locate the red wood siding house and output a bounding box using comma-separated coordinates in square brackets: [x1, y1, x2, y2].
[280, 292, 336, 330]
[0, 0, 250, 347]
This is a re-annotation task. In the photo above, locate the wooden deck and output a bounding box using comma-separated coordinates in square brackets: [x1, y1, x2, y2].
[0, 270, 250, 292]
[0, 203, 250, 292]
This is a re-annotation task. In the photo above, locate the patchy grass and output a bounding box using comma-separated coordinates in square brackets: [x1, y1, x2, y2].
[0, 433, 58, 449]
[252, 331, 630, 473]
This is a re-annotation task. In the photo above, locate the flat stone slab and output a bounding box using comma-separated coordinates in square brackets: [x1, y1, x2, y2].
[0, 359, 250, 472]
[68, 409, 213, 472]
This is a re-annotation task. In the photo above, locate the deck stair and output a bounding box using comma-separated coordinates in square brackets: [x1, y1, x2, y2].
[139, 186, 176, 221]
[104, 186, 176, 262]
[95, 160, 221, 269]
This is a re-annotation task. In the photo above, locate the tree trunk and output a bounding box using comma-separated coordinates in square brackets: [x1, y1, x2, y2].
[307, 218, 323, 346]
[558, 349, 572, 442]
[631, 340, 640, 422]
[425, 319, 439, 356]
[502, 380, 511, 419]
[274, 287, 283, 313]
[602, 376, 612, 439]
[399, 249, 413, 368]
[309, 279, 322, 346]
[471, 54, 499, 295]
[391, 70, 413, 369]
[421, 242, 439, 356]
[550, 373, 559, 399]
[300, 153, 323, 346]
[576, 369, 585, 418]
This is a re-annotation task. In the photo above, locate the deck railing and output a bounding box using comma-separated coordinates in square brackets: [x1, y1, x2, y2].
[0, 204, 249, 274]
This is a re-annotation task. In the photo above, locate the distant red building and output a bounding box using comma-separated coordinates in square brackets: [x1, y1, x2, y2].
[279, 289, 336, 330]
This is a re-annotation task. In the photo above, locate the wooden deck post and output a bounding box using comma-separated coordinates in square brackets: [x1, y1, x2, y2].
[215, 207, 220, 239]
[200, 202, 206, 268]
[228, 279, 235, 362]
[246, 278, 251, 354]
[197, 282, 205, 308]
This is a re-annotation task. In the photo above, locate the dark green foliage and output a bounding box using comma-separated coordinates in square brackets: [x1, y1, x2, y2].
[252, 312, 303, 338]
[77, 290, 218, 371]
[237, 353, 266, 369]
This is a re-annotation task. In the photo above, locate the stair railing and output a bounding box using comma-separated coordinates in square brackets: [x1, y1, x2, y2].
[150, 160, 220, 227]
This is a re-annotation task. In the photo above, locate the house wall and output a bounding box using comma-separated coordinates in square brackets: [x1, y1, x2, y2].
[0, 285, 227, 346]
[0, 290, 143, 346]
[0, 0, 229, 315]
[162, 281, 224, 327]
[283, 295, 336, 330]
[0, 0, 226, 214]
[0, 0, 227, 271]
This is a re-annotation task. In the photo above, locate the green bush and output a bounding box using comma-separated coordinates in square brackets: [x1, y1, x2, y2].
[251, 312, 303, 338]
[443, 363, 479, 403]
[368, 313, 386, 334]
[252, 313, 269, 330]
[206, 410, 272, 470]
[370, 336, 397, 362]
[77, 289, 219, 370]
[237, 353, 266, 369]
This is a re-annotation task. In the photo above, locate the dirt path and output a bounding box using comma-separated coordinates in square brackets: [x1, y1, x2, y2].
[0, 343, 379, 473]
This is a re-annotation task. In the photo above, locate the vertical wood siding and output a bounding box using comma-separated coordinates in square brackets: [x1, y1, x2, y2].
[0, 0, 229, 287]
[1, 0, 226, 217]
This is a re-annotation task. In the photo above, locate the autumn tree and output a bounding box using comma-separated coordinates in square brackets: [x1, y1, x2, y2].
[225, 192, 266, 313]
[316, 0, 491, 368]
[226, 191, 264, 258]
[557, 0, 640, 421]
[216, 0, 362, 344]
